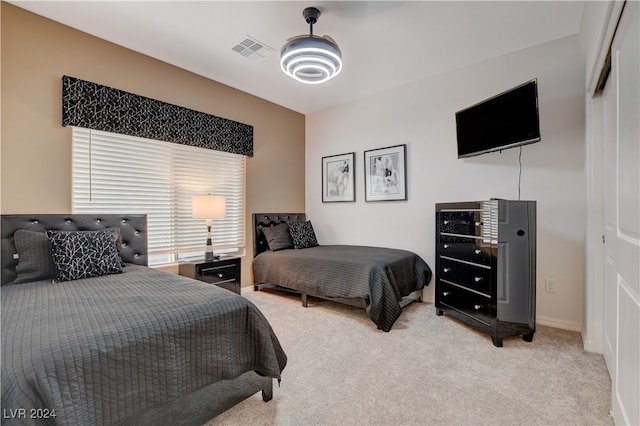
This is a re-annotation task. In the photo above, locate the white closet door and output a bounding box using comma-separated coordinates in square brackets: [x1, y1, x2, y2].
[602, 2, 639, 424]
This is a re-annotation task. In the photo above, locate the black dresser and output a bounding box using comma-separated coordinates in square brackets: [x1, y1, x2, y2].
[435, 200, 536, 347]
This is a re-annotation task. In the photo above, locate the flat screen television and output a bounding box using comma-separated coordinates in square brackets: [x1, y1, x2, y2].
[455, 79, 541, 158]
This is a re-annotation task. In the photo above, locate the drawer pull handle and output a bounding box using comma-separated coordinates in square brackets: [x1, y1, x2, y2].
[474, 249, 482, 255]
[443, 268, 451, 273]
[201, 266, 232, 273]
[442, 291, 450, 297]
[474, 304, 482, 311]
[475, 221, 483, 227]
[474, 276, 483, 282]
[443, 244, 450, 249]
[443, 220, 450, 225]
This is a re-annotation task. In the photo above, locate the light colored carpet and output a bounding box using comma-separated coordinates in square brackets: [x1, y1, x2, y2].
[206, 289, 613, 426]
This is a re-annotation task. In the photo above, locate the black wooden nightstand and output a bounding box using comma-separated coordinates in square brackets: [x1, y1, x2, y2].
[179, 257, 241, 295]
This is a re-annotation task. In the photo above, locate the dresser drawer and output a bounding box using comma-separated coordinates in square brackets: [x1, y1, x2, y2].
[438, 257, 491, 295]
[437, 281, 495, 326]
[438, 236, 492, 267]
[438, 211, 485, 237]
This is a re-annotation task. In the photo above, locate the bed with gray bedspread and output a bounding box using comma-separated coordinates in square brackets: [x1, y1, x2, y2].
[253, 214, 432, 332]
[1, 214, 287, 425]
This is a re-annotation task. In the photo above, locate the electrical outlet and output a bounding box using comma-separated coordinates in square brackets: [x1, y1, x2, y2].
[545, 278, 557, 293]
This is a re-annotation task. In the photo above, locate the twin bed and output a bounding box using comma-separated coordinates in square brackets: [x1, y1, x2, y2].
[252, 213, 432, 332]
[1, 214, 286, 426]
[1, 212, 432, 425]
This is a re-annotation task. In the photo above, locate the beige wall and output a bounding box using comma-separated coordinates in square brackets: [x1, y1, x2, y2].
[0, 3, 305, 284]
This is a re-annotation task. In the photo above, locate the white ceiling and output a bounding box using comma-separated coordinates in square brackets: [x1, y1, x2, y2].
[9, 1, 585, 114]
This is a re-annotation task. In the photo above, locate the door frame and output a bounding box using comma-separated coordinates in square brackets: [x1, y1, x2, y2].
[583, 0, 626, 354]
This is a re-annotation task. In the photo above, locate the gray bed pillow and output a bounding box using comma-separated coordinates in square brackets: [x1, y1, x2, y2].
[47, 229, 124, 282]
[14, 229, 57, 284]
[106, 227, 125, 266]
[288, 220, 319, 249]
[261, 222, 293, 251]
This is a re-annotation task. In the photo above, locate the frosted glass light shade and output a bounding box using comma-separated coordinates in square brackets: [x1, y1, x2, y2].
[280, 35, 342, 85]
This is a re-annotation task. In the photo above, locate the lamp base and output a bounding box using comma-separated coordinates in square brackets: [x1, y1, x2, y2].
[203, 222, 220, 261]
[203, 247, 220, 262]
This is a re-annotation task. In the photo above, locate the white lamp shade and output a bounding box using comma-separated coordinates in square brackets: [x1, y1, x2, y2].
[192, 195, 226, 219]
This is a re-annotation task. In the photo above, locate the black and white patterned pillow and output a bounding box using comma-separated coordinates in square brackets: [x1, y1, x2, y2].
[288, 220, 319, 249]
[46, 229, 124, 282]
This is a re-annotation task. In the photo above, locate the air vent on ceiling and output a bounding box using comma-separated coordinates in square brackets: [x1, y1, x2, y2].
[231, 36, 275, 59]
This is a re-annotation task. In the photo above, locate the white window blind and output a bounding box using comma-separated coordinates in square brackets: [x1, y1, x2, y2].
[72, 128, 245, 264]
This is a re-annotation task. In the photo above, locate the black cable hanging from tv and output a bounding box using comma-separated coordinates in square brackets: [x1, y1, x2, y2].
[518, 146, 523, 200]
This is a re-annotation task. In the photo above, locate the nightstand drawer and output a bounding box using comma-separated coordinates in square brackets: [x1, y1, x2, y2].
[179, 257, 242, 295]
[197, 263, 237, 284]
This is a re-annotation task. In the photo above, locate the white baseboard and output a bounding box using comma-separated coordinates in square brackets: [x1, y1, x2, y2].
[581, 337, 603, 353]
[581, 327, 604, 354]
[536, 316, 582, 332]
[241, 285, 255, 295]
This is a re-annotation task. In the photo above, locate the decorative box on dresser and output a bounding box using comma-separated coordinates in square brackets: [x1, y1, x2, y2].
[179, 257, 242, 295]
[435, 200, 536, 347]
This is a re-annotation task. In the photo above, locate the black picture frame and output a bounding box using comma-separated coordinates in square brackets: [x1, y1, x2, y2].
[364, 144, 407, 201]
[322, 152, 356, 202]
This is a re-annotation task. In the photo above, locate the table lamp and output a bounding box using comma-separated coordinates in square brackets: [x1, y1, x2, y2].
[192, 194, 226, 261]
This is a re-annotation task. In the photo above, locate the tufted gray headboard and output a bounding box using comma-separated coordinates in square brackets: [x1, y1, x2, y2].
[1, 214, 148, 285]
[253, 213, 305, 257]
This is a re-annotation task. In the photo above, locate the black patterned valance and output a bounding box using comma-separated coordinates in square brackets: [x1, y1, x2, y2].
[62, 75, 253, 157]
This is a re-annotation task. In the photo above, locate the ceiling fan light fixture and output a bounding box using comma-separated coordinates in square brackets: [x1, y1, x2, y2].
[280, 7, 342, 85]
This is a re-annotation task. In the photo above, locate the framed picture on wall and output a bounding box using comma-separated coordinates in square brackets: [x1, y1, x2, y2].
[322, 152, 355, 202]
[364, 144, 407, 201]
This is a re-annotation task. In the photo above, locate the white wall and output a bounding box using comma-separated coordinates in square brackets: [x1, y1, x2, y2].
[306, 35, 586, 330]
